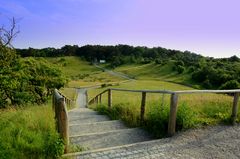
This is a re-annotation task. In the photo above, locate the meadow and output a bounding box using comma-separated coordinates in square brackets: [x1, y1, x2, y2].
[0, 103, 64, 159]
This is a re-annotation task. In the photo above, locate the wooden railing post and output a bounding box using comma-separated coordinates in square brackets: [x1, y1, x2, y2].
[168, 93, 178, 136]
[99, 94, 102, 104]
[52, 91, 55, 111]
[54, 89, 69, 153]
[95, 96, 98, 104]
[140, 92, 146, 124]
[108, 89, 112, 109]
[231, 93, 239, 125]
[85, 90, 88, 108]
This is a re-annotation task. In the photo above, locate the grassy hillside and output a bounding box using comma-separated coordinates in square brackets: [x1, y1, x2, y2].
[45, 56, 125, 88]
[112, 62, 200, 88]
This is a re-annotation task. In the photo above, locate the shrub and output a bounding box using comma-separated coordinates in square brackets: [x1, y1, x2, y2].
[145, 103, 197, 137]
[176, 103, 198, 130]
[145, 104, 169, 137]
[0, 47, 67, 107]
[219, 80, 240, 90]
[176, 65, 185, 74]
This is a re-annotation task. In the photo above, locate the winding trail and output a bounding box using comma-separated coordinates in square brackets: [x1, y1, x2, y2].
[94, 64, 134, 80]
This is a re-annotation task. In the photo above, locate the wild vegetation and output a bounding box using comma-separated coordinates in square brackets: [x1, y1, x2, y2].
[0, 103, 64, 159]
[17, 45, 240, 90]
[88, 80, 236, 137]
[0, 46, 67, 108]
[0, 19, 68, 158]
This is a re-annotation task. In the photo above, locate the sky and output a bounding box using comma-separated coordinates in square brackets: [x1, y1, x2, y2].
[0, 0, 239, 58]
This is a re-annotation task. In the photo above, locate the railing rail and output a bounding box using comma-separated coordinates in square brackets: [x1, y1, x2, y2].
[52, 89, 70, 153]
[88, 88, 240, 136]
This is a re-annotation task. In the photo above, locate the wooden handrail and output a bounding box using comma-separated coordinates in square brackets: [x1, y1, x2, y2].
[53, 89, 69, 153]
[175, 89, 240, 94]
[88, 88, 240, 136]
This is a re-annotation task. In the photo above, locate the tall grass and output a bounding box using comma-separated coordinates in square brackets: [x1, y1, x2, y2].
[90, 89, 238, 138]
[0, 104, 64, 159]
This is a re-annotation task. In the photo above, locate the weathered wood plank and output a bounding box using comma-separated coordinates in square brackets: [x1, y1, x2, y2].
[168, 93, 178, 136]
[99, 94, 102, 104]
[231, 93, 239, 125]
[110, 88, 174, 94]
[108, 89, 112, 109]
[140, 92, 146, 124]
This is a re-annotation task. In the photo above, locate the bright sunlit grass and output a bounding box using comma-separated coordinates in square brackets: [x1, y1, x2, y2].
[89, 79, 237, 137]
[0, 103, 64, 159]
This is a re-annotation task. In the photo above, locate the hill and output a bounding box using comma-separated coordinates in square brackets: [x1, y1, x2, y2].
[17, 45, 240, 90]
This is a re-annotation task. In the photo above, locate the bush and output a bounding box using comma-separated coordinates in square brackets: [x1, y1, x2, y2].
[145, 104, 169, 137]
[219, 80, 240, 90]
[176, 65, 185, 74]
[0, 46, 67, 107]
[145, 103, 197, 137]
[176, 103, 198, 130]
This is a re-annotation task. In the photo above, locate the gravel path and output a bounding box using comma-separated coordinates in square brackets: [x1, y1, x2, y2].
[65, 124, 240, 159]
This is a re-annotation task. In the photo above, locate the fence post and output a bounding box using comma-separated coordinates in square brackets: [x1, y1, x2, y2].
[231, 93, 239, 125]
[95, 96, 98, 104]
[168, 93, 178, 136]
[99, 94, 102, 104]
[140, 92, 146, 124]
[58, 97, 69, 153]
[85, 90, 88, 108]
[108, 89, 112, 109]
[52, 91, 55, 111]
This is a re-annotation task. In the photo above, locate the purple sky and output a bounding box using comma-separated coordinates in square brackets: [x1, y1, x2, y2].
[0, 0, 239, 58]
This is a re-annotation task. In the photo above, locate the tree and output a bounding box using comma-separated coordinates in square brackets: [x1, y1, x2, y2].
[0, 17, 19, 47]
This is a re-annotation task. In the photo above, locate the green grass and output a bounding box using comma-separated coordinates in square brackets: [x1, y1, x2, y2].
[114, 62, 200, 88]
[0, 103, 64, 159]
[45, 56, 125, 88]
[89, 80, 237, 137]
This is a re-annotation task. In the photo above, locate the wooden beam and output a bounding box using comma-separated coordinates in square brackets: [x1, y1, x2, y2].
[231, 93, 239, 125]
[108, 89, 112, 109]
[168, 93, 179, 136]
[57, 97, 69, 153]
[140, 92, 146, 124]
[99, 94, 102, 104]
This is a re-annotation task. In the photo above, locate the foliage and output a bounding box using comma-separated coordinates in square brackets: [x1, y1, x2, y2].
[0, 104, 64, 159]
[0, 46, 67, 107]
[219, 80, 240, 90]
[16, 44, 240, 90]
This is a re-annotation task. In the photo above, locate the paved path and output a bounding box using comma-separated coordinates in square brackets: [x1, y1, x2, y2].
[65, 124, 240, 159]
[75, 88, 87, 108]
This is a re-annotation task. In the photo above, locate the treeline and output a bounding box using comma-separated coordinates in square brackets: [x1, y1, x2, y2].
[0, 46, 67, 108]
[16, 44, 202, 67]
[16, 45, 240, 90]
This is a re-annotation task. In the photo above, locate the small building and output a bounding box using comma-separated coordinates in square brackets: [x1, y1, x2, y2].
[99, 60, 106, 64]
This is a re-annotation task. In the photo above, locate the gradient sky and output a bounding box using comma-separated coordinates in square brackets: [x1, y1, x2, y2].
[0, 0, 239, 58]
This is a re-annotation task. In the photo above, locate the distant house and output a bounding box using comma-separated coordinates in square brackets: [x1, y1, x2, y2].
[99, 60, 106, 64]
